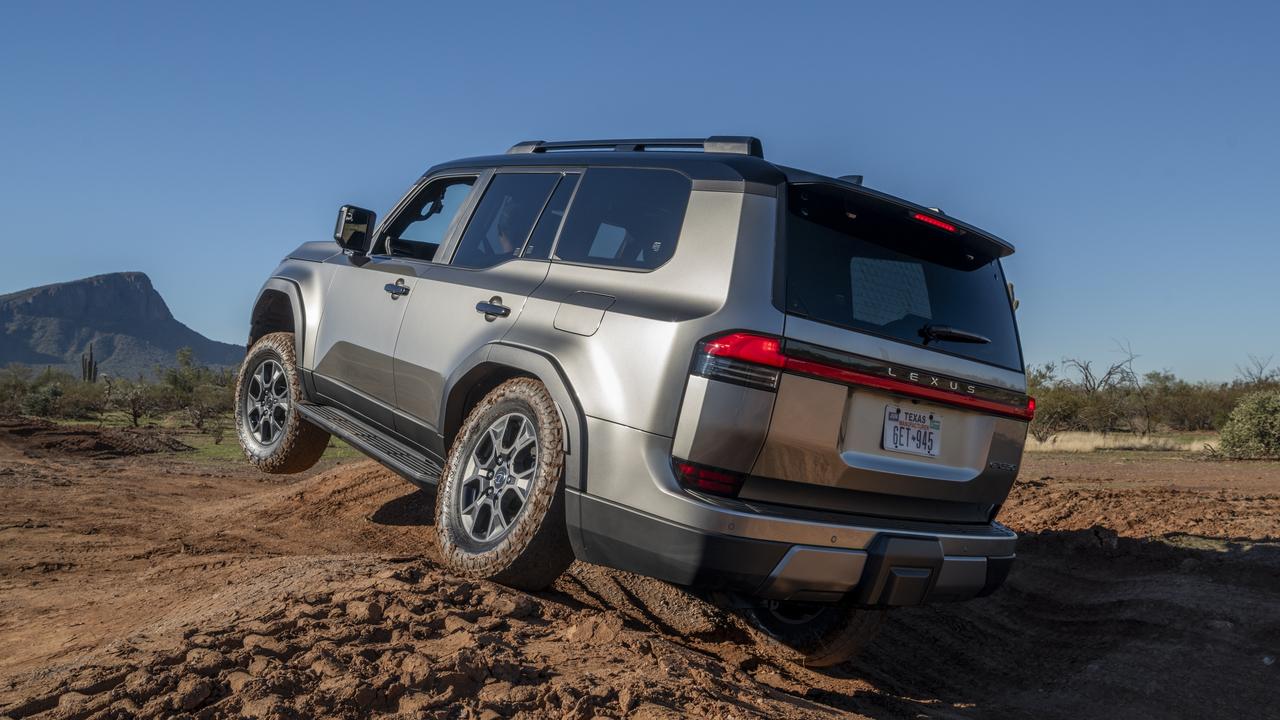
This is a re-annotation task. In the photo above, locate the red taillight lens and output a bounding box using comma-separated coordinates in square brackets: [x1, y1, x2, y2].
[702, 332, 785, 367]
[694, 332, 784, 390]
[674, 460, 746, 497]
[1026, 396, 1036, 419]
[911, 212, 957, 233]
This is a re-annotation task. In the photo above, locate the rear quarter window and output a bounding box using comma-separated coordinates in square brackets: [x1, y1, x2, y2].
[553, 168, 691, 271]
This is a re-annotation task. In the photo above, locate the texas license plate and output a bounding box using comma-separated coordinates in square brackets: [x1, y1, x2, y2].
[883, 405, 941, 458]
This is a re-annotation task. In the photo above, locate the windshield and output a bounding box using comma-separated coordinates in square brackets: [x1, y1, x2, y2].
[782, 183, 1024, 371]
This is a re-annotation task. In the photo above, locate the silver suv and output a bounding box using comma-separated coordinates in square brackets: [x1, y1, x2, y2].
[235, 136, 1033, 665]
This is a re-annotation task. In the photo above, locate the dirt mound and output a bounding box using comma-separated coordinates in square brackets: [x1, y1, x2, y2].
[0, 557, 839, 720]
[2, 451, 1279, 718]
[0, 417, 191, 459]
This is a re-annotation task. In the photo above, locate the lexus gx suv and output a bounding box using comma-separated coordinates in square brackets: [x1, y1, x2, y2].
[235, 136, 1033, 666]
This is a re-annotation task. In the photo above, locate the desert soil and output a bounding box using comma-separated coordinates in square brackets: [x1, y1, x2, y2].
[0, 417, 1277, 719]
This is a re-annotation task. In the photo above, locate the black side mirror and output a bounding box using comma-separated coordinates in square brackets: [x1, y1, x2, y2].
[334, 205, 376, 252]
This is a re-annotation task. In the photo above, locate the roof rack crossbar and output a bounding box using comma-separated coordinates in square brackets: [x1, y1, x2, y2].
[506, 136, 763, 158]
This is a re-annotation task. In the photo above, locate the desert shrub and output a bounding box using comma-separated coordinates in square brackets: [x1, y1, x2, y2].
[0, 364, 33, 415]
[1219, 390, 1280, 459]
[21, 382, 63, 416]
[57, 380, 106, 419]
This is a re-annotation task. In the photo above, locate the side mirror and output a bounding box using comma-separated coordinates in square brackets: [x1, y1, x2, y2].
[334, 205, 376, 252]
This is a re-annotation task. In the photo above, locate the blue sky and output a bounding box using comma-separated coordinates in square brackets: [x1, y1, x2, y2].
[2, 1, 1276, 381]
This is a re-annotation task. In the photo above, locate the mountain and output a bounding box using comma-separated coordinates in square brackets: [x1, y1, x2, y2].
[0, 272, 243, 378]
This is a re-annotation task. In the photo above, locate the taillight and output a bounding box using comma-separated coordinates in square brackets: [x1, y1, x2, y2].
[674, 460, 746, 498]
[693, 332, 783, 390]
[692, 331, 1035, 420]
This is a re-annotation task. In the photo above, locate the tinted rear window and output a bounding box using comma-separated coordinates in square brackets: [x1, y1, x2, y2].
[554, 168, 690, 270]
[783, 184, 1023, 371]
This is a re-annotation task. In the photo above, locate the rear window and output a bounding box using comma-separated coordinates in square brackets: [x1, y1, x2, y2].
[553, 168, 690, 271]
[783, 183, 1023, 371]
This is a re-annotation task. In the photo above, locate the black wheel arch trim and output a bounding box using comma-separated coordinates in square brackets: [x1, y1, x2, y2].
[250, 277, 309, 398]
[439, 341, 591, 560]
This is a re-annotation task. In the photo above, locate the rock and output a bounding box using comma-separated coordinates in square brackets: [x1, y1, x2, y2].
[347, 600, 383, 624]
[175, 676, 212, 711]
[243, 634, 287, 658]
[249, 656, 274, 676]
[185, 648, 229, 676]
[226, 671, 254, 693]
[444, 615, 474, 634]
[491, 595, 534, 619]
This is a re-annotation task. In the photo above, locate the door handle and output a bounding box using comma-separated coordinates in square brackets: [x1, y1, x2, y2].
[475, 297, 510, 321]
[384, 279, 409, 299]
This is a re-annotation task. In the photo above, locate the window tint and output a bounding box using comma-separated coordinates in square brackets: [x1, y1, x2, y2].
[521, 173, 580, 260]
[451, 173, 560, 269]
[554, 168, 690, 270]
[783, 183, 1023, 371]
[383, 177, 476, 261]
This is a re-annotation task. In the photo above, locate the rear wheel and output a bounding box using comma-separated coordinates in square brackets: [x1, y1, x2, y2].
[435, 378, 574, 590]
[742, 601, 886, 667]
[235, 332, 329, 474]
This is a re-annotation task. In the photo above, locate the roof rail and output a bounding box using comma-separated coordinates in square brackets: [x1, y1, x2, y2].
[506, 136, 764, 158]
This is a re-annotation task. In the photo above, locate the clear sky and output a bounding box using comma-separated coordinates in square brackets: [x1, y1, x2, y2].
[2, 1, 1277, 381]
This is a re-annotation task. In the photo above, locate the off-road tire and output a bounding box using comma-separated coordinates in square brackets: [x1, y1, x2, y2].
[435, 378, 574, 590]
[742, 603, 886, 668]
[235, 332, 329, 474]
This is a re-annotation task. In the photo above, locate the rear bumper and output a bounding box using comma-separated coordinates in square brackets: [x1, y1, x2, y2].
[573, 491, 1014, 606]
[570, 417, 1017, 606]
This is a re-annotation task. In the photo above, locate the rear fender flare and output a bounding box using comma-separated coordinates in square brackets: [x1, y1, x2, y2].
[439, 343, 589, 557]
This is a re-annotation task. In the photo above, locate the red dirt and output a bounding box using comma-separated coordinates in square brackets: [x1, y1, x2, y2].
[0, 421, 1277, 718]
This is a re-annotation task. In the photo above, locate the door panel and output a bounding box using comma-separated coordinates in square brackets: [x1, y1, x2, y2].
[392, 260, 551, 441]
[313, 256, 419, 426]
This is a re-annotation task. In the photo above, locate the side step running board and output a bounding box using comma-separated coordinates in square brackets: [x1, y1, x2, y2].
[297, 403, 443, 487]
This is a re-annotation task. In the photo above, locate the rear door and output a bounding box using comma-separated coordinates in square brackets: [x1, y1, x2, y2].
[746, 182, 1031, 523]
[391, 169, 579, 449]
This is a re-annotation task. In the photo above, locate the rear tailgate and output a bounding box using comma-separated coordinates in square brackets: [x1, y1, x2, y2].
[743, 182, 1030, 523]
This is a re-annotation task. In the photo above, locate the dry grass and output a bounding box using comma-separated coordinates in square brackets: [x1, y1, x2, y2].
[1025, 431, 1216, 453]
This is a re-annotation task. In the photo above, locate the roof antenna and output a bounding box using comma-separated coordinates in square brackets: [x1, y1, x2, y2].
[839, 174, 863, 186]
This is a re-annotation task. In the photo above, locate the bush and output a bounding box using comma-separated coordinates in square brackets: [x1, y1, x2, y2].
[1219, 390, 1280, 459]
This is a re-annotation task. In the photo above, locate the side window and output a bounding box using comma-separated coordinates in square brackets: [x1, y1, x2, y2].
[382, 177, 477, 261]
[521, 173, 580, 260]
[450, 173, 560, 270]
[553, 168, 691, 271]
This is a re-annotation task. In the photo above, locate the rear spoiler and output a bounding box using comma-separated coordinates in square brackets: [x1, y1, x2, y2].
[779, 167, 1015, 258]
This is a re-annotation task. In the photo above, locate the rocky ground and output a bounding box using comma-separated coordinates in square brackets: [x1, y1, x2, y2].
[0, 419, 1277, 718]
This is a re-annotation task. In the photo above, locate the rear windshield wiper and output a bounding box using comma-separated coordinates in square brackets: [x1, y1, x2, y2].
[919, 324, 991, 345]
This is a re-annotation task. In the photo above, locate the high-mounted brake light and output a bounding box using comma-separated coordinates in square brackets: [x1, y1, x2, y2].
[911, 212, 957, 233]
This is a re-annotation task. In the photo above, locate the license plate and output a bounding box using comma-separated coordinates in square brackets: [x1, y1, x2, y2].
[883, 405, 941, 458]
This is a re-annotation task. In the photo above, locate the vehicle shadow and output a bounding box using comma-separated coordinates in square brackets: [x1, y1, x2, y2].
[368, 487, 436, 526]
[807, 527, 1280, 719]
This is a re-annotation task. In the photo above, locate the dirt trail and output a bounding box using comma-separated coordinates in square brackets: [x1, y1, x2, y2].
[0, 421, 1277, 718]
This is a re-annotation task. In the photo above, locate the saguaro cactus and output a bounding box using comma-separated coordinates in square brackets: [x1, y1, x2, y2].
[81, 343, 99, 383]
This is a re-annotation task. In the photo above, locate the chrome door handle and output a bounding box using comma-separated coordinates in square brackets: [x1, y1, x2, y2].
[475, 297, 510, 321]
[384, 279, 409, 299]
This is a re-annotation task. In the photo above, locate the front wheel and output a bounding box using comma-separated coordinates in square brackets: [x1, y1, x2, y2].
[234, 332, 329, 474]
[435, 378, 574, 590]
[741, 601, 886, 668]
